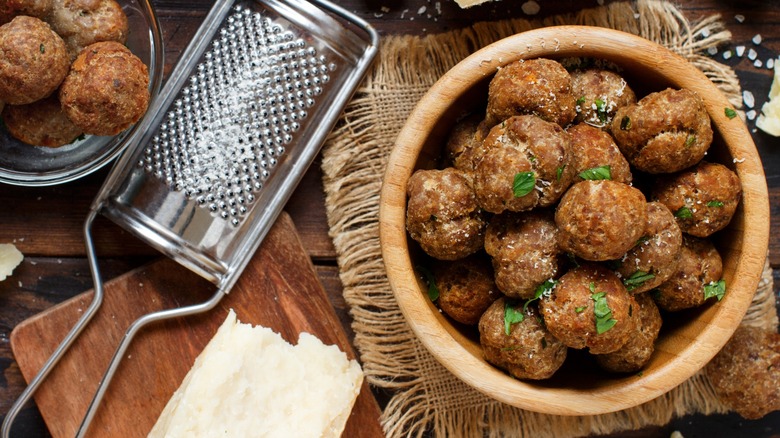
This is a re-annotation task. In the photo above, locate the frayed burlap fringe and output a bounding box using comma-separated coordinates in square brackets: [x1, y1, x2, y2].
[321, 1, 774, 436]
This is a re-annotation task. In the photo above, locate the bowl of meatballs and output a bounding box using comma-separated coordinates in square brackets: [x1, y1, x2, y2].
[379, 26, 769, 415]
[0, 0, 163, 186]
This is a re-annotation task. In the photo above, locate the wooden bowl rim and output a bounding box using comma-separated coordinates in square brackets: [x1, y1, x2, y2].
[379, 25, 769, 416]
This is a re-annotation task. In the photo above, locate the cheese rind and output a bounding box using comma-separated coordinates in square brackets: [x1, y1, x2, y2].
[148, 310, 364, 438]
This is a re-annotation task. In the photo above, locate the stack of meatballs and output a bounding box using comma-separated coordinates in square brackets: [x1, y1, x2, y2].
[406, 57, 742, 380]
[0, 0, 150, 147]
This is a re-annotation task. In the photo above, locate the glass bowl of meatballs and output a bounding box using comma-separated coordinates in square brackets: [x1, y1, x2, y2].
[0, 0, 163, 186]
[379, 26, 769, 415]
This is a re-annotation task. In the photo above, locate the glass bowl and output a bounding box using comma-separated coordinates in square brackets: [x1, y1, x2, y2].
[0, 0, 164, 186]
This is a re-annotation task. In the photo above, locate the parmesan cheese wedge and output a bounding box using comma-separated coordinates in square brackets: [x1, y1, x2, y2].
[148, 310, 364, 438]
[0, 243, 23, 281]
[756, 58, 780, 136]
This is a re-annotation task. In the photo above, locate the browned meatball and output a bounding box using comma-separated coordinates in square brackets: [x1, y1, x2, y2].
[556, 180, 647, 261]
[614, 202, 682, 294]
[479, 298, 567, 380]
[652, 161, 742, 238]
[595, 292, 662, 373]
[444, 113, 491, 172]
[611, 88, 713, 174]
[653, 235, 723, 312]
[406, 167, 488, 261]
[433, 255, 501, 325]
[571, 68, 636, 131]
[2, 94, 82, 147]
[0, 0, 52, 24]
[485, 58, 577, 128]
[473, 115, 575, 214]
[705, 325, 780, 420]
[567, 123, 632, 184]
[539, 264, 638, 354]
[59, 41, 150, 136]
[48, 0, 128, 59]
[0, 16, 69, 105]
[484, 211, 562, 300]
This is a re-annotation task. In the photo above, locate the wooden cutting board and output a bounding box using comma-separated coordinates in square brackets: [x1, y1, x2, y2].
[10, 212, 383, 438]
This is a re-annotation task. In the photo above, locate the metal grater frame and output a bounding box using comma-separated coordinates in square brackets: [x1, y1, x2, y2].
[98, 0, 378, 292]
[2, 0, 377, 436]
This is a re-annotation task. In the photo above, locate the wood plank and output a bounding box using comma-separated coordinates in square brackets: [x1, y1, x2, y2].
[9, 213, 382, 438]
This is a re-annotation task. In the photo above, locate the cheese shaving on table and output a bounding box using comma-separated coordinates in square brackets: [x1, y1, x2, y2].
[0, 244, 23, 281]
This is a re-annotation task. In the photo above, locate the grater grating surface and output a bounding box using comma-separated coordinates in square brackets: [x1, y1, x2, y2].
[2, 0, 377, 436]
[144, 6, 334, 227]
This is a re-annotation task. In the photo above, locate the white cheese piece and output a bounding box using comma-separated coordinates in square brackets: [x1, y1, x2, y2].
[0, 244, 23, 281]
[756, 59, 780, 136]
[148, 310, 364, 438]
[454, 0, 492, 8]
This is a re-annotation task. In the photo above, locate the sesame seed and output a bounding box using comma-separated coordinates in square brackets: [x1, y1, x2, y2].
[735, 14, 745, 23]
[736, 46, 746, 57]
[743, 90, 755, 108]
[753, 34, 762, 45]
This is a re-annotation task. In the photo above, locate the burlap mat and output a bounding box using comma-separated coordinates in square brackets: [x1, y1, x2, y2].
[320, 1, 778, 436]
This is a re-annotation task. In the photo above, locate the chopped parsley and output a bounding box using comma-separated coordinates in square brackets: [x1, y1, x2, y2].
[556, 165, 565, 181]
[575, 306, 587, 313]
[576, 96, 586, 105]
[578, 165, 612, 181]
[40, 44, 45, 54]
[594, 98, 608, 122]
[524, 279, 556, 312]
[513, 171, 536, 197]
[684, 134, 696, 147]
[707, 200, 725, 208]
[703, 279, 726, 301]
[415, 265, 439, 301]
[620, 115, 632, 130]
[724, 107, 738, 119]
[504, 300, 525, 335]
[623, 270, 655, 291]
[590, 283, 617, 334]
[674, 206, 693, 219]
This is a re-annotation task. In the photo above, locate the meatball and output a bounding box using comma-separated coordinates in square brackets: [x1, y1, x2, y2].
[611, 88, 713, 174]
[433, 255, 501, 325]
[705, 325, 780, 420]
[484, 211, 562, 300]
[48, 0, 129, 59]
[595, 292, 662, 373]
[2, 94, 83, 147]
[59, 41, 150, 136]
[614, 202, 682, 294]
[444, 113, 490, 172]
[0, 0, 52, 24]
[556, 180, 648, 261]
[406, 167, 488, 261]
[485, 58, 577, 128]
[567, 123, 632, 184]
[479, 298, 567, 380]
[539, 264, 638, 354]
[653, 235, 723, 312]
[0, 16, 69, 105]
[571, 68, 636, 131]
[473, 115, 575, 214]
[652, 161, 741, 238]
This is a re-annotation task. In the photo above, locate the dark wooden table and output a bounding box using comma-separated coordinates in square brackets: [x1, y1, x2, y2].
[0, 0, 778, 436]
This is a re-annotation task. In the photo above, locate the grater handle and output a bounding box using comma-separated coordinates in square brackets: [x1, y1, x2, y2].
[1, 211, 106, 438]
[76, 288, 227, 437]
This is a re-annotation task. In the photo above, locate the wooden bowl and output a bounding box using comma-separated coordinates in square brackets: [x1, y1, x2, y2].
[378, 26, 769, 415]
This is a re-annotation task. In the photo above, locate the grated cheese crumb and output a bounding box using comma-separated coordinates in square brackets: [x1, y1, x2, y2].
[735, 14, 745, 23]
